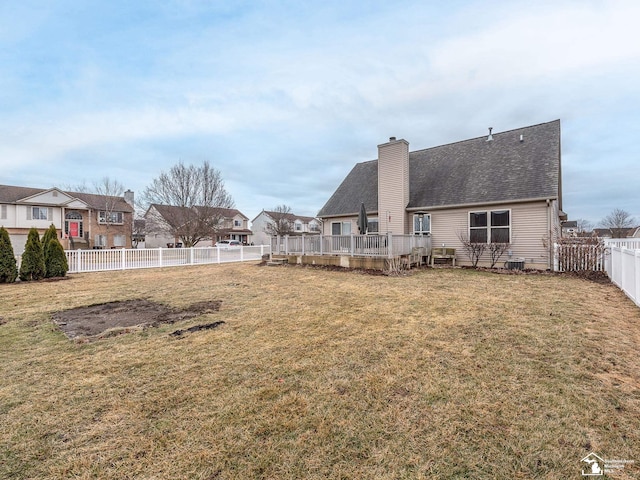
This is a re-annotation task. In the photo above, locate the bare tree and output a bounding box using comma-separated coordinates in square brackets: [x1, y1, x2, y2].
[600, 208, 635, 238]
[575, 219, 593, 237]
[91, 177, 128, 246]
[456, 230, 487, 267]
[265, 205, 294, 236]
[143, 161, 234, 247]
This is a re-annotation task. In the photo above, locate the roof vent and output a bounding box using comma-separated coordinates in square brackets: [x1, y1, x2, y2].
[519, 133, 524, 142]
[486, 127, 493, 142]
[389, 136, 396, 142]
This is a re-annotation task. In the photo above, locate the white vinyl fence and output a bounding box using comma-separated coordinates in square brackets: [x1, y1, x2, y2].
[605, 239, 640, 308]
[14, 245, 270, 274]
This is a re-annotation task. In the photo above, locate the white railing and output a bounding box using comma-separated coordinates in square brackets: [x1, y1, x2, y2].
[271, 233, 431, 258]
[605, 238, 640, 249]
[605, 245, 640, 308]
[58, 245, 270, 274]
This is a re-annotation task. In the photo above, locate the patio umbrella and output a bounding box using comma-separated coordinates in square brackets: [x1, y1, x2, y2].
[357, 202, 368, 234]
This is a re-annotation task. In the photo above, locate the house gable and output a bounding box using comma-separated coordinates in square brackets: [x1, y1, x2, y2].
[16, 188, 80, 206]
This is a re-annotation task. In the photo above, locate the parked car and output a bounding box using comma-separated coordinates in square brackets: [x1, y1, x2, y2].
[215, 240, 241, 249]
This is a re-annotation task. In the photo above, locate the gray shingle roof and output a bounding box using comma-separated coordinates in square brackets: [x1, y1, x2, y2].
[261, 210, 318, 223]
[147, 204, 246, 223]
[318, 120, 561, 217]
[0, 185, 133, 212]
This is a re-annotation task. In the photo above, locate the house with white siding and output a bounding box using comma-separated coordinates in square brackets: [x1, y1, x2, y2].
[316, 120, 565, 269]
[251, 210, 321, 246]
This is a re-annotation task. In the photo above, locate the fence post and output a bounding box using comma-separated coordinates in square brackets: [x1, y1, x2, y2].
[158, 247, 163, 268]
[122, 248, 126, 270]
[302, 235, 305, 255]
[635, 250, 640, 305]
[78, 250, 83, 273]
[553, 243, 559, 272]
[388, 232, 393, 258]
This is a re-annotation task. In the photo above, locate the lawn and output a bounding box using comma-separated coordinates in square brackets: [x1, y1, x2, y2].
[1, 263, 639, 479]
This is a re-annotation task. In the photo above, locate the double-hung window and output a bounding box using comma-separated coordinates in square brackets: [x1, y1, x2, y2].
[413, 213, 431, 235]
[469, 210, 510, 243]
[31, 207, 50, 220]
[99, 211, 124, 224]
[331, 221, 351, 235]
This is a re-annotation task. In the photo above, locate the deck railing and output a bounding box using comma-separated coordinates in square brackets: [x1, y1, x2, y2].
[271, 233, 431, 258]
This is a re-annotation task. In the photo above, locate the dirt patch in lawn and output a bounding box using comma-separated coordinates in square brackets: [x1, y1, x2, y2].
[52, 299, 222, 340]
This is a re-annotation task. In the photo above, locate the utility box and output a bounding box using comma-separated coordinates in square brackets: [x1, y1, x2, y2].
[505, 258, 525, 270]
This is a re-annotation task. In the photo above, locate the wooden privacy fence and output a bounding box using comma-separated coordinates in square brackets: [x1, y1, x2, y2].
[59, 245, 271, 274]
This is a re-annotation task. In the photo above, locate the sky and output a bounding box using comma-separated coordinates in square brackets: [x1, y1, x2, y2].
[2, 0, 639, 227]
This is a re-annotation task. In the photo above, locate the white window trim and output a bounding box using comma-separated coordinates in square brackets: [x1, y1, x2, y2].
[412, 213, 431, 235]
[98, 211, 124, 225]
[29, 206, 51, 221]
[367, 217, 379, 234]
[468, 209, 511, 244]
[331, 221, 352, 235]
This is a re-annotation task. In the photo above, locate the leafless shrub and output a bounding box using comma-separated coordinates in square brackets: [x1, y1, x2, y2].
[488, 242, 510, 268]
[384, 257, 407, 275]
[457, 231, 487, 267]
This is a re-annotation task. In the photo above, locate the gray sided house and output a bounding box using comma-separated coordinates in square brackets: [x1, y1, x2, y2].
[317, 120, 565, 269]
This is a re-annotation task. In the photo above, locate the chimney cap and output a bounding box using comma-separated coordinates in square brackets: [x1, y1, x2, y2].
[389, 136, 396, 141]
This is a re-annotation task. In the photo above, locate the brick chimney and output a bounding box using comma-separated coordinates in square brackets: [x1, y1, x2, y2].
[377, 137, 409, 234]
[124, 190, 134, 208]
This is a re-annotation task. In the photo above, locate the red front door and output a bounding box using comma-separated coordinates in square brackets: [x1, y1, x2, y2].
[69, 222, 79, 237]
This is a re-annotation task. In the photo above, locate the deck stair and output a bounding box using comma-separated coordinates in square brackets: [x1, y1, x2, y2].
[267, 256, 289, 266]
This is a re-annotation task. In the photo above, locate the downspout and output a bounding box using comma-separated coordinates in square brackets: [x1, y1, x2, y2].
[546, 199, 552, 270]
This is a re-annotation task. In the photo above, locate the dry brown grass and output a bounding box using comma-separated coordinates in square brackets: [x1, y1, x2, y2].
[1, 263, 640, 479]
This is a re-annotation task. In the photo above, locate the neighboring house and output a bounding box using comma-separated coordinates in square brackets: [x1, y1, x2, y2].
[0, 184, 135, 253]
[317, 120, 565, 269]
[132, 219, 146, 248]
[144, 204, 252, 247]
[562, 220, 578, 238]
[593, 227, 640, 238]
[592, 228, 612, 238]
[251, 210, 321, 245]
